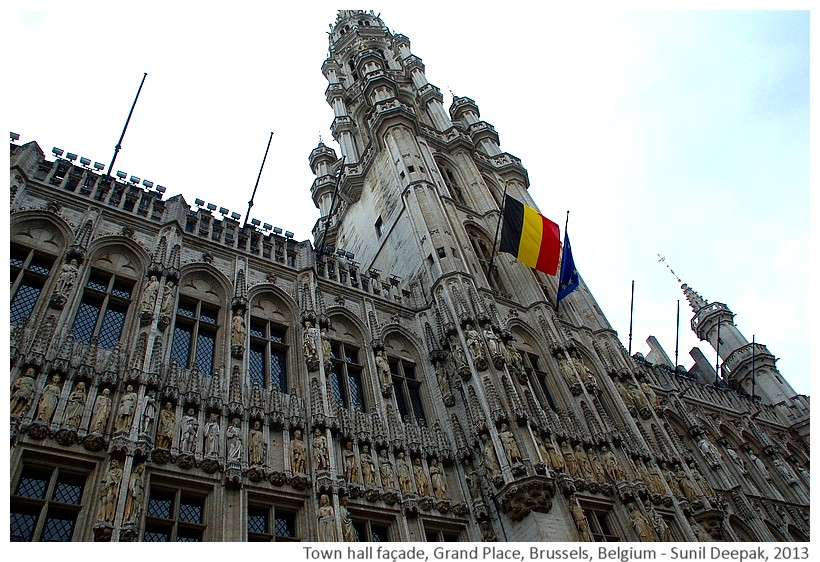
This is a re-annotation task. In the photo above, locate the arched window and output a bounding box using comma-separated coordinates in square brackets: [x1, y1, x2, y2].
[10, 245, 55, 324]
[329, 340, 365, 411]
[248, 293, 291, 393]
[521, 351, 557, 411]
[441, 166, 465, 205]
[170, 273, 225, 375]
[466, 227, 505, 293]
[384, 333, 429, 425]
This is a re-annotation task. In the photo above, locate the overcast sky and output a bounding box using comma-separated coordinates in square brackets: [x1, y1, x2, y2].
[8, 3, 810, 397]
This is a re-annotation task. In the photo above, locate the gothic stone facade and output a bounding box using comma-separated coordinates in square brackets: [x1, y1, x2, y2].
[9, 10, 809, 543]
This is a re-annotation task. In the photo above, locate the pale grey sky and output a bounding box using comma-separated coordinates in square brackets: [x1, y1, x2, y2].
[8, 3, 811, 396]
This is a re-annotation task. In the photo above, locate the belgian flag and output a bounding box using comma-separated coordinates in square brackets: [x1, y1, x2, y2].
[499, 195, 561, 275]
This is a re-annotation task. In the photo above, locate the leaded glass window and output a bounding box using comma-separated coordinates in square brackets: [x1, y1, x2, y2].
[143, 487, 207, 542]
[170, 297, 220, 375]
[10, 246, 54, 324]
[71, 270, 134, 348]
[247, 503, 298, 542]
[248, 318, 288, 392]
[11, 465, 87, 542]
[389, 357, 426, 424]
[330, 340, 365, 411]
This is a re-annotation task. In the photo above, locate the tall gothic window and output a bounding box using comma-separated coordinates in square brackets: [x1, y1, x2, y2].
[247, 502, 298, 542]
[170, 297, 219, 375]
[248, 318, 288, 393]
[467, 228, 505, 293]
[72, 270, 134, 348]
[329, 340, 366, 411]
[11, 464, 87, 542]
[522, 351, 557, 411]
[10, 246, 54, 325]
[441, 166, 466, 205]
[389, 357, 426, 424]
[143, 486, 207, 542]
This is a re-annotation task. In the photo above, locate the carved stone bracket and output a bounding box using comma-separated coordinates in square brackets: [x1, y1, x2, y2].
[496, 475, 556, 522]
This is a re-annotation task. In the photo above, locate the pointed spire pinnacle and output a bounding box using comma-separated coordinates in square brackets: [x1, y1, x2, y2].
[681, 283, 709, 313]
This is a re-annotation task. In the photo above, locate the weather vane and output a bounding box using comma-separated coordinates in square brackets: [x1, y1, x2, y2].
[657, 254, 682, 283]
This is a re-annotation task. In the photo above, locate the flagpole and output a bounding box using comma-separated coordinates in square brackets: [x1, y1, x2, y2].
[106, 72, 148, 179]
[243, 132, 274, 229]
[751, 335, 756, 400]
[555, 211, 570, 313]
[486, 181, 509, 286]
[675, 299, 680, 369]
[628, 280, 635, 356]
[715, 321, 721, 387]
[316, 155, 346, 260]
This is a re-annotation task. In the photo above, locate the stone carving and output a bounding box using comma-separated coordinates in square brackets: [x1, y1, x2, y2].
[498, 423, 522, 465]
[588, 447, 607, 483]
[180, 408, 199, 454]
[613, 379, 634, 408]
[465, 323, 484, 361]
[480, 520, 497, 542]
[748, 451, 772, 481]
[375, 349, 391, 386]
[505, 341, 523, 375]
[413, 457, 430, 496]
[689, 462, 716, 498]
[725, 445, 747, 475]
[203, 413, 221, 457]
[481, 433, 502, 481]
[248, 420, 266, 465]
[629, 383, 649, 411]
[465, 462, 483, 502]
[663, 462, 683, 497]
[544, 437, 565, 472]
[575, 445, 595, 481]
[123, 464, 145, 525]
[303, 322, 318, 364]
[140, 275, 159, 314]
[115, 384, 138, 434]
[379, 449, 397, 491]
[628, 501, 655, 541]
[571, 350, 596, 385]
[645, 500, 672, 541]
[160, 281, 176, 317]
[89, 388, 112, 434]
[601, 445, 625, 482]
[155, 402, 175, 449]
[317, 494, 337, 542]
[290, 429, 307, 473]
[360, 444, 376, 486]
[558, 355, 578, 387]
[561, 441, 580, 479]
[396, 451, 413, 494]
[313, 428, 330, 470]
[641, 381, 659, 409]
[140, 391, 157, 436]
[96, 459, 123, 523]
[698, 437, 722, 468]
[36, 374, 62, 424]
[231, 309, 246, 347]
[343, 440, 361, 484]
[569, 495, 592, 541]
[677, 467, 700, 502]
[54, 258, 79, 301]
[11, 368, 37, 416]
[340, 495, 357, 542]
[483, 324, 501, 357]
[226, 418, 242, 462]
[772, 457, 797, 485]
[62, 381, 87, 429]
[429, 458, 447, 500]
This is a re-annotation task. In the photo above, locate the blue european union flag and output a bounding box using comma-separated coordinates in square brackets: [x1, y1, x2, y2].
[556, 231, 579, 306]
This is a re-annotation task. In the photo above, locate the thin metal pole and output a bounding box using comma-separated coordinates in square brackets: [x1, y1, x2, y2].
[486, 181, 509, 288]
[628, 280, 635, 356]
[556, 210, 570, 313]
[751, 335, 756, 400]
[675, 299, 680, 369]
[316, 155, 346, 259]
[107, 73, 148, 178]
[244, 132, 274, 228]
[715, 321, 721, 386]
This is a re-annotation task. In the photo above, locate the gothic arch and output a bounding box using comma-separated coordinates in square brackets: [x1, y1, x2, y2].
[788, 524, 809, 542]
[463, 222, 507, 293]
[381, 324, 425, 357]
[247, 283, 299, 322]
[765, 521, 789, 542]
[325, 306, 370, 341]
[177, 263, 232, 306]
[728, 514, 758, 542]
[11, 210, 73, 257]
[433, 154, 468, 205]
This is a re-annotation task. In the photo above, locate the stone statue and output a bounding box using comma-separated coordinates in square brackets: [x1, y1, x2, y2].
[614, 379, 634, 407]
[691, 519, 712, 542]
[571, 350, 595, 384]
[725, 446, 747, 475]
[226, 418, 242, 462]
[433, 356, 453, 398]
[378, 449, 397, 491]
[231, 309, 246, 347]
[628, 502, 655, 541]
[360, 444, 376, 486]
[688, 462, 716, 498]
[303, 321, 318, 361]
[248, 420, 266, 465]
[140, 391, 157, 435]
[11, 368, 37, 416]
[480, 520, 497, 542]
[140, 275, 159, 314]
[317, 494, 337, 542]
[677, 467, 700, 502]
[544, 438, 565, 472]
[97, 459, 123, 523]
[340, 496, 357, 542]
[629, 383, 649, 410]
[588, 447, 607, 483]
[558, 356, 578, 386]
[413, 457, 430, 496]
[396, 451, 413, 494]
[575, 444, 595, 481]
[449, 334, 467, 368]
[465, 462, 483, 502]
[772, 456, 797, 485]
[123, 464, 145, 525]
[429, 458, 447, 500]
[464, 323, 484, 361]
[203, 413, 221, 457]
[160, 281, 176, 317]
[343, 441, 361, 484]
[155, 402, 175, 449]
[601, 445, 625, 482]
[640, 381, 659, 409]
[647, 461, 666, 495]
[62, 381, 87, 429]
[290, 429, 307, 473]
[505, 341, 523, 374]
[115, 384, 138, 433]
[498, 423, 522, 465]
[663, 463, 683, 497]
[375, 350, 391, 386]
[562, 441, 580, 479]
[320, 328, 332, 362]
[180, 408, 199, 454]
[89, 388, 112, 433]
[483, 325, 500, 357]
[55, 259, 79, 299]
[569, 495, 592, 541]
[481, 433, 501, 479]
[646, 501, 672, 541]
[748, 451, 772, 481]
[312, 428, 329, 470]
[698, 437, 722, 467]
[36, 374, 62, 423]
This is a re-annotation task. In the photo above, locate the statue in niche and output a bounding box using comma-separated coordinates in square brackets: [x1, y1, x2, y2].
[432, 356, 453, 400]
[378, 449, 397, 491]
[570, 349, 596, 384]
[725, 445, 747, 475]
[54, 258, 79, 300]
[677, 466, 700, 502]
[62, 381, 87, 429]
[412, 457, 430, 496]
[248, 420, 266, 465]
[231, 309, 246, 347]
[96, 459, 123, 523]
[662, 462, 683, 497]
[343, 440, 361, 484]
[312, 427, 329, 470]
[140, 275, 159, 314]
[575, 444, 595, 481]
[688, 462, 716, 498]
[483, 324, 501, 357]
[448, 334, 467, 369]
[640, 381, 659, 409]
[480, 520, 497, 542]
[588, 447, 607, 483]
[226, 418, 242, 462]
[316, 494, 337, 542]
[543, 437, 565, 472]
[303, 322, 318, 361]
[601, 445, 625, 482]
[290, 429, 307, 473]
[89, 388, 112, 433]
[395, 451, 413, 494]
[505, 341, 523, 374]
[480, 433, 502, 480]
[140, 391, 157, 435]
[630, 383, 649, 410]
[375, 350, 391, 386]
[360, 444, 376, 486]
[155, 402, 175, 449]
[497, 423, 522, 465]
[569, 495, 592, 542]
[429, 458, 447, 500]
[558, 356, 578, 386]
[340, 495, 357, 542]
[465, 461, 483, 502]
[11, 368, 37, 416]
[115, 384, 138, 433]
[697, 437, 722, 467]
[772, 456, 797, 485]
[320, 328, 333, 363]
[561, 440, 580, 479]
[748, 451, 772, 481]
[628, 501, 655, 542]
[647, 461, 667, 495]
[123, 464, 145, 525]
[36, 374, 62, 424]
[180, 408, 199, 454]
[645, 500, 673, 541]
[613, 379, 634, 407]
[160, 281, 176, 317]
[464, 323, 484, 361]
[203, 413, 221, 457]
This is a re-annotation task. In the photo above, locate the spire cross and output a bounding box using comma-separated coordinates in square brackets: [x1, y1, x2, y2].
[657, 254, 682, 283]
